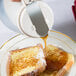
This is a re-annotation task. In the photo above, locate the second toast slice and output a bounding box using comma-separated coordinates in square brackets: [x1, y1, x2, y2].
[7, 44, 46, 76]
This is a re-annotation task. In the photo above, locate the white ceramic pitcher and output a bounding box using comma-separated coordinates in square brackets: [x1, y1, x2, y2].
[0, 0, 54, 37]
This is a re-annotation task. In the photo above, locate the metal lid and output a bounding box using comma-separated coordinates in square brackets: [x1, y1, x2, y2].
[17, 1, 54, 37]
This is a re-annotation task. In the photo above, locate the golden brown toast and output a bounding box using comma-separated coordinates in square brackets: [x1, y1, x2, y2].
[40, 45, 74, 76]
[7, 44, 46, 76]
[7, 44, 74, 76]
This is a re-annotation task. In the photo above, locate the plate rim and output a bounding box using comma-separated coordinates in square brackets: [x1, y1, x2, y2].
[0, 30, 76, 50]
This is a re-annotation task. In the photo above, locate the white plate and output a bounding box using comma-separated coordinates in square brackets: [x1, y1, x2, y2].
[0, 30, 76, 76]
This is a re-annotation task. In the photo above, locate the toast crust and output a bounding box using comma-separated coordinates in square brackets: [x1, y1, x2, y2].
[57, 54, 74, 76]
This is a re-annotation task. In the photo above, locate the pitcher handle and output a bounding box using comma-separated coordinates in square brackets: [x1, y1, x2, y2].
[12, 0, 41, 5]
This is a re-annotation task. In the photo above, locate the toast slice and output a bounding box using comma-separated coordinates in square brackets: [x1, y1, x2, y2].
[7, 44, 46, 76]
[40, 45, 74, 76]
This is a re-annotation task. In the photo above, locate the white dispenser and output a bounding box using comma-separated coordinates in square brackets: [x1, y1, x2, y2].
[0, 0, 54, 37]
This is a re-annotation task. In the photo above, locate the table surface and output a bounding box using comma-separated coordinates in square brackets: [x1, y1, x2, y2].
[0, 0, 76, 47]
